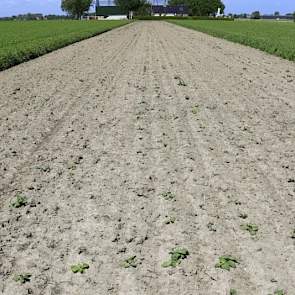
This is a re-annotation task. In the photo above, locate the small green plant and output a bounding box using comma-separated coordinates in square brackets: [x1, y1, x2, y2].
[164, 216, 176, 224]
[207, 222, 216, 232]
[191, 105, 199, 114]
[11, 194, 27, 208]
[215, 256, 239, 271]
[230, 289, 238, 295]
[291, 229, 295, 239]
[161, 247, 189, 268]
[14, 273, 31, 284]
[121, 256, 138, 268]
[273, 290, 286, 295]
[240, 223, 258, 236]
[174, 76, 187, 86]
[71, 263, 89, 273]
[161, 192, 176, 201]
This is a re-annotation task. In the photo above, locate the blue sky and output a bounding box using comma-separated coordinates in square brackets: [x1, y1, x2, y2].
[0, 0, 294, 17]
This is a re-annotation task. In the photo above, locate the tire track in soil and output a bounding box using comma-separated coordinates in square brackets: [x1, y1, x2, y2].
[0, 25, 140, 197]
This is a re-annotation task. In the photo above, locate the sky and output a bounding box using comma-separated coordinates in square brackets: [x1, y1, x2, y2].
[0, 0, 295, 17]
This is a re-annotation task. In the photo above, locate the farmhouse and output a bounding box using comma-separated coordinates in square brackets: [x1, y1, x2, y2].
[95, 0, 189, 18]
[151, 5, 189, 17]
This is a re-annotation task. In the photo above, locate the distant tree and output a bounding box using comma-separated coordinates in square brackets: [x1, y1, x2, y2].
[251, 11, 261, 19]
[115, 0, 149, 16]
[293, 12, 295, 22]
[61, 0, 93, 19]
[274, 11, 280, 16]
[168, 0, 225, 16]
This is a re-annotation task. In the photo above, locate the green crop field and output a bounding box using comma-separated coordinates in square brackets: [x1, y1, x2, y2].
[0, 20, 129, 71]
[168, 20, 295, 61]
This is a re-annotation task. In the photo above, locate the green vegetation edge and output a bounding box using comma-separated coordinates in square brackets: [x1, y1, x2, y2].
[167, 20, 295, 62]
[0, 20, 130, 71]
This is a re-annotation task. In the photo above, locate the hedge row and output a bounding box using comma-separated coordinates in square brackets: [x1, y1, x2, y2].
[134, 16, 234, 21]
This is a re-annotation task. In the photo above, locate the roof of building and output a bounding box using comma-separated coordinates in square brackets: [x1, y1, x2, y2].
[151, 5, 189, 14]
[96, 6, 126, 16]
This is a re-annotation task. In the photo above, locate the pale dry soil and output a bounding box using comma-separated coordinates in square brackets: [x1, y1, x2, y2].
[0, 21, 295, 295]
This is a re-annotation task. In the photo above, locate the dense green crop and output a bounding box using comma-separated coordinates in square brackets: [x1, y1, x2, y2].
[168, 20, 295, 61]
[0, 20, 129, 70]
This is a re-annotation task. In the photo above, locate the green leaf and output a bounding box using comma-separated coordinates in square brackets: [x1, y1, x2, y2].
[160, 192, 176, 201]
[14, 273, 31, 284]
[11, 194, 27, 208]
[240, 223, 259, 236]
[71, 263, 89, 274]
[230, 289, 238, 295]
[121, 256, 138, 268]
[215, 256, 239, 271]
[192, 105, 199, 114]
[164, 216, 176, 224]
[161, 247, 189, 268]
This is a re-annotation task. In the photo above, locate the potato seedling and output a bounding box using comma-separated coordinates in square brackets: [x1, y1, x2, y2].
[215, 256, 239, 271]
[164, 216, 176, 224]
[161, 192, 176, 201]
[11, 194, 27, 208]
[121, 256, 138, 268]
[240, 223, 258, 236]
[192, 105, 199, 114]
[71, 263, 89, 274]
[174, 76, 187, 86]
[162, 248, 189, 268]
[14, 273, 31, 284]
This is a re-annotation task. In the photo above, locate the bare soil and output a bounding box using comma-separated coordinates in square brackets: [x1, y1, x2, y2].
[1, 21, 295, 295]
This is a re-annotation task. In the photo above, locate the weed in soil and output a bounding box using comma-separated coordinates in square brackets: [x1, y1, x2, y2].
[272, 290, 286, 295]
[11, 194, 27, 208]
[71, 263, 89, 274]
[215, 256, 239, 271]
[240, 223, 258, 236]
[161, 191, 176, 201]
[14, 273, 31, 284]
[162, 247, 189, 268]
[174, 76, 187, 86]
[164, 216, 176, 224]
[192, 105, 199, 114]
[207, 222, 217, 232]
[230, 289, 238, 295]
[121, 256, 138, 268]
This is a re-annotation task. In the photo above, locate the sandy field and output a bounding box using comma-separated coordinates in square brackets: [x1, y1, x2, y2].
[0, 21, 295, 295]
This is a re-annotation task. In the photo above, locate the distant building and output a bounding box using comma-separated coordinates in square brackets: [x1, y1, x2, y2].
[94, 1, 188, 18]
[96, 0, 115, 6]
[95, 6, 127, 18]
[151, 5, 189, 16]
[261, 14, 293, 20]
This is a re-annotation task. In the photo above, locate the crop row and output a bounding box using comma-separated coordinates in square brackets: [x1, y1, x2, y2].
[0, 20, 129, 71]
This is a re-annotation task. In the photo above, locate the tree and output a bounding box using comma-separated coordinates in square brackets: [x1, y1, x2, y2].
[61, 0, 93, 19]
[251, 11, 261, 19]
[293, 12, 295, 22]
[115, 0, 149, 16]
[274, 11, 280, 16]
[168, 0, 225, 16]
